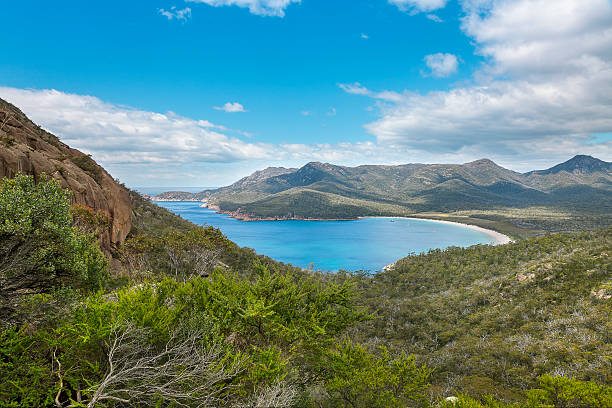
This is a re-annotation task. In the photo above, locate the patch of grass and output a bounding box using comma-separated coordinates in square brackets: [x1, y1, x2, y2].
[71, 154, 103, 183]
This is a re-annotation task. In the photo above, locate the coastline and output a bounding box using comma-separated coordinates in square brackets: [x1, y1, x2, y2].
[195, 202, 513, 246]
[403, 217, 512, 246]
[152, 198, 205, 202]
[358, 216, 512, 246]
[199, 203, 360, 222]
[155, 200, 512, 246]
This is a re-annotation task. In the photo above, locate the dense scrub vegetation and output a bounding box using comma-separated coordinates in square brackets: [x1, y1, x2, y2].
[1, 174, 610, 407]
[350, 229, 611, 401]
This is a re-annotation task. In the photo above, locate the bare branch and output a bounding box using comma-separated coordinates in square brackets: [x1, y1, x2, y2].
[86, 324, 244, 408]
[237, 381, 298, 408]
[53, 348, 64, 408]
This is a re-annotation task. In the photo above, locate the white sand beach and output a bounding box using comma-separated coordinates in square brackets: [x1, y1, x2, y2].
[362, 216, 513, 246]
[406, 218, 513, 245]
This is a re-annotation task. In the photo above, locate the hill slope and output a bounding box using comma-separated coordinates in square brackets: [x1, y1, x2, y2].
[353, 228, 612, 399]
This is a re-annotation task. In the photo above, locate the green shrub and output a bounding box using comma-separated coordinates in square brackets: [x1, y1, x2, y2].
[525, 375, 612, 408]
[321, 340, 432, 408]
[0, 174, 108, 321]
[71, 154, 102, 183]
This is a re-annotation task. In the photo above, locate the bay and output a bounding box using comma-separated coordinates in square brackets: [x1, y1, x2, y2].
[156, 201, 499, 272]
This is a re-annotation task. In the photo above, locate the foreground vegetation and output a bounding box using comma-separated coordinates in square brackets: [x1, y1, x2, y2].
[1, 175, 610, 407]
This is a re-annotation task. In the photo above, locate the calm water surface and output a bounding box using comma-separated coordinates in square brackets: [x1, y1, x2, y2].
[157, 201, 496, 272]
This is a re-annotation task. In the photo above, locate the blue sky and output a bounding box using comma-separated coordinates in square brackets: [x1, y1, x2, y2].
[1, 0, 611, 186]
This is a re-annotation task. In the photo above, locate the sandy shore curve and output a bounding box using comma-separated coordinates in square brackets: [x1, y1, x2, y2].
[405, 217, 513, 245]
[361, 216, 513, 246]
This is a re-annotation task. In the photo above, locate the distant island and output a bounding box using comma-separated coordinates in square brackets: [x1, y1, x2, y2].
[154, 155, 612, 238]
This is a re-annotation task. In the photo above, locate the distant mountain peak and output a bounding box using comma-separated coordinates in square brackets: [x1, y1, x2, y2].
[303, 161, 335, 169]
[532, 155, 611, 175]
[233, 166, 296, 186]
[565, 155, 605, 165]
[465, 158, 498, 167]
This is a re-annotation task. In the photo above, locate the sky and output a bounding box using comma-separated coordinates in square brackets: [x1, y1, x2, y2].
[0, 0, 611, 187]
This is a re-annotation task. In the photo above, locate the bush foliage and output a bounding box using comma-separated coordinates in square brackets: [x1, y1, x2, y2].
[0, 174, 107, 321]
[0, 174, 610, 407]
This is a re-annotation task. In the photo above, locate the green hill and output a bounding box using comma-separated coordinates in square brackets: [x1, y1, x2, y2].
[352, 228, 612, 400]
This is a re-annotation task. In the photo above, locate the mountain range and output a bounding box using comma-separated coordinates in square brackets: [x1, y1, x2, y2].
[155, 156, 612, 220]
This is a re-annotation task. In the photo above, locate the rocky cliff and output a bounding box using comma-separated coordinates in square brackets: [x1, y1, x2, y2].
[0, 98, 132, 251]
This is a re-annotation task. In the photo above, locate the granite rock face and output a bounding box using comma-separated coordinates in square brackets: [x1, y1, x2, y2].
[0, 98, 132, 251]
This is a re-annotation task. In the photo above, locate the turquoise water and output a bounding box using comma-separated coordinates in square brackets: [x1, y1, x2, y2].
[156, 201, 497, 272]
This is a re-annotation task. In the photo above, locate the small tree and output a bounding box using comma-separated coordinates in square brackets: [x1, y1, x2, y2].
[0, 174, 108, 321]
[120, 227, 227, 280]
[322, 340, 432, 408]
[525, 375, 612, 408]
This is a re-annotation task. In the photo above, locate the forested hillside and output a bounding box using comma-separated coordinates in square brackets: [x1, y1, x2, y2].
[352, 229, 611, 400]
[0, 98, 131, 252]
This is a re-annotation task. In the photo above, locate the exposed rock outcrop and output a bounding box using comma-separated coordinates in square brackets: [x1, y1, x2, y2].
[0, 98, 132, 252]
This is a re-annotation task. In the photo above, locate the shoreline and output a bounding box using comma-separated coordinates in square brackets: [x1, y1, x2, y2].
[152, 198, 205, 202]
[402, 217, 512, 246]
[155, 200, 512, 246]
[195, 203, 513, 246]
[358, 216, 512, 246]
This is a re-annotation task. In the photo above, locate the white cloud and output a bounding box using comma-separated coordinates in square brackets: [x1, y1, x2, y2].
[461, 0, 612, 79]
[424, 53, 459, 77]
[327, 107, 337, 117]
[186, 0, 300, 17]
[158, 6, 192, 21]
[389, 0, 448, 13]
[365, 75, 612, 149]
[339, 82, 370, 96]
[214, 102, 246, 112]
[339, 82, 404, 103]
[340, 0, 612, 165]
[301, 110, 311, 116]
[1, 86, 607, 186]
[0, 88, 268, 167]
[0, 87, 414, 184]
[361, 33, 369, 39]
[426, 14, 443, 22]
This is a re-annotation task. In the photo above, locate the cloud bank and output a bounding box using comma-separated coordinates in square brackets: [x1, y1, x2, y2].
[0, 88, 269, 165]
[342, 0, 612, 166]
[0, 88, 393, 184]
